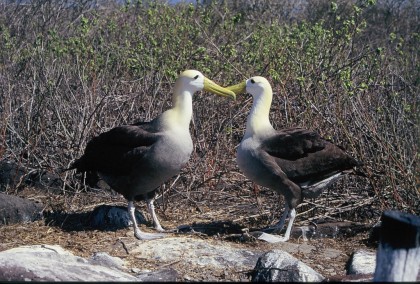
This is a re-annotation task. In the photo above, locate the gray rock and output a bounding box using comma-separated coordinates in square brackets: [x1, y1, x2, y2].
[136, 268, 179, 282]
[326, 273, 373, 282]
[347, 249, 376, 275]
[89, 204, 146, 230]
[0, 160, 26, 191]
[0, 192, 43, 225]
[89, 252, 126, 270]
[251, 249, 325, 282]
[129, 236, 260, 272]
[0, 245, 138, 281]
[0, 159, 63, 194]
[26, 169, 63, 193]
[264, 237, 343, 260]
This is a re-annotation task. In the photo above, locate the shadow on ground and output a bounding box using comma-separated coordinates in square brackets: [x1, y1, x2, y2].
[43, 205, 146, 232]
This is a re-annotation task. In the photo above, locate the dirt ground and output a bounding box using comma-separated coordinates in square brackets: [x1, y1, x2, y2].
[0, 184, 378, 282]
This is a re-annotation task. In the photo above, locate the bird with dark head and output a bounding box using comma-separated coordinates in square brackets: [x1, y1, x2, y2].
[68, 70, 236, 240]
[226, 76, 362, 242]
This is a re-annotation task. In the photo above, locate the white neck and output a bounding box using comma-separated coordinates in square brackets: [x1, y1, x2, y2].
[245, 90, 275, 138]
[160, 86, 193, 130]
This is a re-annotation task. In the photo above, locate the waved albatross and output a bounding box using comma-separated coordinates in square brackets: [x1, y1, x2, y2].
[68, 70, 236, 240]
[227, 76, 361, 242]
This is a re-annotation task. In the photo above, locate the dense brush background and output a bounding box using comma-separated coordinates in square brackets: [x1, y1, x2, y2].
[0, 0, 418, 227]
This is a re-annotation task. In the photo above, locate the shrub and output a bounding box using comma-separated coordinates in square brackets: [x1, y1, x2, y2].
[0, 0, 418, 223]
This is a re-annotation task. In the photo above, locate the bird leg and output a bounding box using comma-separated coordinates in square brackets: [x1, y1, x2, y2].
[271, 204, 290, 233]
[128, 201, 165, 240]
[262, 204, 289, 234]
[258, 208, 296, 242]
[146, 197, 165, 232]
[280, 208, 296, 242]
[259, 204, 296, 242]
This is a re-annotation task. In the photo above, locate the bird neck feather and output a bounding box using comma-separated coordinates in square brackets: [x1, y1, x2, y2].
[246, 89, 274, 137]
[160, 89, 193, 130]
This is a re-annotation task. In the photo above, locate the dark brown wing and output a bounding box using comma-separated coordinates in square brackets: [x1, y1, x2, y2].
[260, 127, 361, 184]
[70, 122, 161, 175]
[260, 127, 326, 160]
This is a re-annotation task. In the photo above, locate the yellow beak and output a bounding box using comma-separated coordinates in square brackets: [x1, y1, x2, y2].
[203, 78, 236, 100]
[225, 81, 247, 95]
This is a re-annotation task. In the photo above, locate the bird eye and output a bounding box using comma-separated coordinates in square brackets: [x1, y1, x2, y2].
[250, 79, 255, 84]
[193, 75, 199, 80]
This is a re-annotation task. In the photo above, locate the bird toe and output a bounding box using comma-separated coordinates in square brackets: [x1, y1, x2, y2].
[134, 230, 166, 240]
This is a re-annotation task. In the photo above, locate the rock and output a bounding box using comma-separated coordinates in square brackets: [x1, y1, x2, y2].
[326, 273, 373, 282]
[0, 245, 138, 281]
[0, 159, 63, 194]
[0, 192, 43, 225]
[0, 160, 26, 191]
[128, 236, 260, 277]
[324, 249, 377, 282]
[89, 204, 146, 230]
[131, 268, 143, 273]
[250, 249, 325, 282]
[136, 268, 179, 282]
[43, 205, 147, 233]
[89, 252, 126, 270]
[26, 170, 63, 193]
[260, 236, 343, 260]
[347, 249, 376, 275]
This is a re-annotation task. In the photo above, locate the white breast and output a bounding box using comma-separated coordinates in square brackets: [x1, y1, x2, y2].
[155, 128, 193, 170]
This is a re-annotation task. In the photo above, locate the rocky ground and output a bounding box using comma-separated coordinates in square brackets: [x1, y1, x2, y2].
[0, 160, 379, 281]
[0, 191, 377, 281]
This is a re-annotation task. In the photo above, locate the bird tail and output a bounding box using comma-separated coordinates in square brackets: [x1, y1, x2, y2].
[349, 167, 368, 178]
[301, 172, 343, 199]
[61, 160, 80, 174]
[62, 156, 87, 173]
[61, 157, 100, 188]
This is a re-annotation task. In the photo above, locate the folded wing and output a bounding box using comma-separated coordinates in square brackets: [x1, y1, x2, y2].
[259, 127, 359, 184]
[70, 122, 161, 176]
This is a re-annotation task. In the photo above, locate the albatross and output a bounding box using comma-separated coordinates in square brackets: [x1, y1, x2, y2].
[68, 70, 236, 240]
[227, 76, 361, 242]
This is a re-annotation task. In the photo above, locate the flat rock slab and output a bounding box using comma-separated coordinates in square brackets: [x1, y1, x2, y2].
[0, 245, 140, 281]
[264, 238, 343, 260]
[127, 236, 261, 273]
[0, 193, 43, 225]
